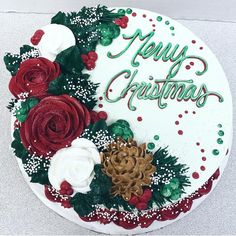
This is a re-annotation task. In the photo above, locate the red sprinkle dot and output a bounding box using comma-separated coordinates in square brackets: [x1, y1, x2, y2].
[153, 29, 156, 32]
[186, 65, 191, 70]
[109, 89, 113, 92]
[178, 130, 183, 135]
[200, 166, 206, 171]
[99, 96, 103, 100]
[143, 14, 146, 18]
[193, 111, 196, 114]
[190, 62, 194, 66]
[152, 24, 156, 27]
[200, 46, 203, 50]
[149, 19, 153, 22]
[137, 116, 142, 122]
[132, 12, 137, 17]
[202, 157, 206, 161]
[185, 110, 188, 114]
[98, 104, 103, 108]
[98, 111, 108, 120]
[192, 172, 199, 179]
[175, 121, 179, 125]
[192, 40, 196, 44]
[200, 149, 205, 153]
[178, 114, 183, 118]
[196, 142, 200, 146]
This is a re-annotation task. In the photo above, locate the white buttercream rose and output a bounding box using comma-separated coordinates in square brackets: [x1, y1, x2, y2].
[48, 138, 101, 194]
[36, 24, 76, 61]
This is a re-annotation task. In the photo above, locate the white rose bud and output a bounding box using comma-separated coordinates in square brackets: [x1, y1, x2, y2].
[48, 138, 101, 194]
[35, 24, 76, 61]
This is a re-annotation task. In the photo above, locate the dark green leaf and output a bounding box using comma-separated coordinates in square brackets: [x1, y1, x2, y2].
[55, 46, 84, 74]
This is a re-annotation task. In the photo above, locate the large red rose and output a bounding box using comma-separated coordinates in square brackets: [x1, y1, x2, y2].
[20, 95, 91, 157]
[9, 57, 60, 98]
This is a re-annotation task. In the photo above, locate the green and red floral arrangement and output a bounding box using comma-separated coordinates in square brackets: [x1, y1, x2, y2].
[5, 6, 195, 229]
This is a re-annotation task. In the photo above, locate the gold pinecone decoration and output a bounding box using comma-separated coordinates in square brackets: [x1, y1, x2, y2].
[100, 137, 156, 201]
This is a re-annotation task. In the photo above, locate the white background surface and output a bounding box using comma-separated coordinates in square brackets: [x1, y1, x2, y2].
[0, 0, 236, 235]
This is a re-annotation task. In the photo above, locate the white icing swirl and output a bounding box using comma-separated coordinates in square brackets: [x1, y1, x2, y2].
[48, 138, 101, 193]
[37, 24, 76, 61]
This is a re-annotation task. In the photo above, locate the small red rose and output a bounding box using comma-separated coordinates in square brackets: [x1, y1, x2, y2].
[20, 95, 91, 157]
[9, 57, 60, 99]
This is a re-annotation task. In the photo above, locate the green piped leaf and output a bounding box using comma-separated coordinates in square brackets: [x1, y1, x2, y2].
[55, 46, 84, 74]
[48, 73, 99, 109]
[14, 97, 39, 123]
[4, 45, 39, 76]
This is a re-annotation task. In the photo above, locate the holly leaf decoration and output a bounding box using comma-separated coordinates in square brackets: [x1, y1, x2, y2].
[80, 119, 114, 151]
[89, 165, 112, 203]
[70, 164, 135, 216]
[51, 6, 125, 54]
[48, 73, 99, 109]
[149, 147, 190, 208]
[11, 129, 28, 162]
[55, 46, 84, 74]
[70, 164, 112, 217]
[11, 129, 50, 185]
[14, 97, 39, 122]
[70, 192, 95, 217]
[30, 170, 49, 185]
[51, 11, 70, 26]
[4, 45, 39, 76]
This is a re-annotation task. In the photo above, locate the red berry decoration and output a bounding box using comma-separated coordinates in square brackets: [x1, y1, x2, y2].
[81, 54, 89, 63]
[114, 18, 122, 26]
[120, 22, 127, 29]
[59, 189, 67, 195]
[128, 195, 139, 205]
[90, 110, 100, 123]
[82, 51, 98, 70]
[66, 188, 74, 195]
[30, 29, 45, 45]
[121, 16, 129, 23]
[128, 188, 152, 210]
[140, 188, 152, 202]
[98, 111, 108, 120]
[136, 202, 148, 210]
[88, 51, 98, 61]
[60, 180, 71, 190]
[86, 59, 96, 70]
[60, 180, 73, 196]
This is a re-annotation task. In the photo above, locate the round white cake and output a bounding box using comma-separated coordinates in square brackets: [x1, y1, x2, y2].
[6, 6, 232, 234]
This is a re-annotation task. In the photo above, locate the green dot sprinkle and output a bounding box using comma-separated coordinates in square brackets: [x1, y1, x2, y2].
[157, 16, 162, 22]
[172, 33, 175, 36]
[118, 9, 126, 15]
[126, 8, 132, 14]
[154, 135, 160, 141]
[165, 20, 170, 25]
[217, 138, 223, 144]
[217, 124, 222, 128]
[212, 149, 220, 156]
[218, 130, 224, 136]
[148, 142, 155, 150]
[170, 26, 174, 30]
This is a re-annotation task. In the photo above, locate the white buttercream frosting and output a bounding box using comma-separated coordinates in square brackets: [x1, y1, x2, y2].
[36, 24, 76, 61]
[48, 138, 101, 193]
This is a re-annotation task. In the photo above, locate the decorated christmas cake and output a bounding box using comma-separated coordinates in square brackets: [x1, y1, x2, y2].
[5, 6, 232, 234]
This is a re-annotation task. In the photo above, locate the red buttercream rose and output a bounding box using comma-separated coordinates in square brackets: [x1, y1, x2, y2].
[9, 57, 60, 98]
[20, 95, 90, 157]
